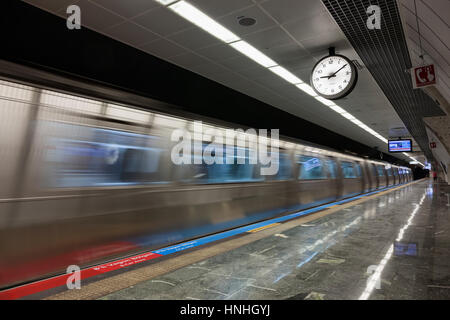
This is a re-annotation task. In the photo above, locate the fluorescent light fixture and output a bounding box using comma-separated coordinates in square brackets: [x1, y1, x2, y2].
[315, 96, 336, 106]
[168, 1, 240, 43]
[341, 112, 356, 121]
[351, 119, 364, 126]
[403, 152, 424, 166]
[296, 83, 318, 96]
[155, 0, 178, 5]
[229, 41, 277, 68]
[268, 66, 303, 84]
[323, 100, 389, 143]
[328, 104, 346, 113]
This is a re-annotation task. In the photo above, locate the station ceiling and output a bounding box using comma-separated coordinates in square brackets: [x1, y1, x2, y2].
[20, 0, 436, 165]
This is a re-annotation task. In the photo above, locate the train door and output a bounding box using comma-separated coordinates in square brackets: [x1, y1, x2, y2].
[377, 165, 387, 189]
[339, 160, 363, 198]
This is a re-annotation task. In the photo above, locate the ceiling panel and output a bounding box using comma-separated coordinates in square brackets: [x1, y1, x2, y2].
[190, 0, 254, 19]
[72, 0, 125, 31]
[187, 63, 231, 78]
[139, 38, 189, 59]
[282, 11, 338, 42]
[196, 43, 243, 62]
[166, 52, 210, 68]
[132, 6, 192, 36]
[103, 21, 159, 47]
[94, 0, 159, 19]
[259, 0, 326, 25]
[242, 26, 294, 50]
[260, 43, 310, 65]
[167, 27, 221, 51]
[28, 0, 76, 13]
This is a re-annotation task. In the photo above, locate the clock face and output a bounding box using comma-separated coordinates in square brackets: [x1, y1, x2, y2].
[310, 55, 358, 100]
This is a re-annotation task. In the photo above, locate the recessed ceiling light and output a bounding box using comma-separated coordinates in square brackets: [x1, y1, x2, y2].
[238, 16, 257, 26]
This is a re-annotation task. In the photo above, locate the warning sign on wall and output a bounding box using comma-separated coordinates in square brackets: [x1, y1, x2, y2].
[412, 64, 436, 89]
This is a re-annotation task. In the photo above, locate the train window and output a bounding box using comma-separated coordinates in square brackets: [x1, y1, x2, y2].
[297, 156, 327, 180]
[371, 164, 378, 176]
[393, 169, 399, 176]
[326, 159, 337, 178]
[341, 161, 357, 178]
[264, 152, 293, 180]
[377, 165, 385, 177]
[187, 146, 260, 184]
[387, 168, 393, 176]
[354, 163, 362, 177]
[44, 123, 168, 187]
[121, 148, 165, 182]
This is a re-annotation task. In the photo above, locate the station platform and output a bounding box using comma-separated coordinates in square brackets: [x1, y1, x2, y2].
[33, 180, 450, 300]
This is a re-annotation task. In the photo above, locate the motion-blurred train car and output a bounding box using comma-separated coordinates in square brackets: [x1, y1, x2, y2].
[0, 78, 412, 289]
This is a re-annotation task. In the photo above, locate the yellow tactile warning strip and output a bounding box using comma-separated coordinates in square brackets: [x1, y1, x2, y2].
[247, 223, 281, 233]
[45, 179, 423, 300]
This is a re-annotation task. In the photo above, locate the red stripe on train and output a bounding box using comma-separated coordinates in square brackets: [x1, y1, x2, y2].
[0, 251, 162, 300]
[0, 241, 139, 287]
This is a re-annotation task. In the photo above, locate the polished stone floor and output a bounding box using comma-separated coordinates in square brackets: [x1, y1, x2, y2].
[101, 180, 450, 300]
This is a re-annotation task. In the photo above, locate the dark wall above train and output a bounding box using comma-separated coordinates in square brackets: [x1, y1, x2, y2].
[1, 0, 407, 166]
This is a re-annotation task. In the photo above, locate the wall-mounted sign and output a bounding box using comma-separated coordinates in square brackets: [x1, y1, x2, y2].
[388, 139, 412, 152]
[412, 64, 436, 89]
[430, 142, 436, 149]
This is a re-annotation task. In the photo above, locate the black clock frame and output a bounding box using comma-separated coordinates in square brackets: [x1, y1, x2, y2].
[310, 54, 358, 100]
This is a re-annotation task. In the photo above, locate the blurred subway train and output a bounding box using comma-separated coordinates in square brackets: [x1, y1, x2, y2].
[0, 79, 413, 289]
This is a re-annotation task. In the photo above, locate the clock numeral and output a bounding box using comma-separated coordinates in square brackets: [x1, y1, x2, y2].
[329, 60, 333, 64]
[315, 78, 319, 81]
[331, 89, 335, 93]
[339, 85, 342, 89]
[318, 70, 322, 74]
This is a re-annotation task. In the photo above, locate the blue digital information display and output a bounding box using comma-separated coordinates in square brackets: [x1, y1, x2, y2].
[388, 139, 412, 152]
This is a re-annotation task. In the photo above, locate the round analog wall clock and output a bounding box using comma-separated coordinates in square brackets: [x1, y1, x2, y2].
[310, 53, 358, 100]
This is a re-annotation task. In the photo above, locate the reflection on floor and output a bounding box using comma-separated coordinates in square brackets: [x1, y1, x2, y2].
[101, 180, 450, 300]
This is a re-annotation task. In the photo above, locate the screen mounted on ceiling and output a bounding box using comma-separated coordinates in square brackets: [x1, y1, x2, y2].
[388, 139, 412, 152]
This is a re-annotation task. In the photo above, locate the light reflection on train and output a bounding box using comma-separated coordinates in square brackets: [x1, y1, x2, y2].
[0, 79, 413, 289]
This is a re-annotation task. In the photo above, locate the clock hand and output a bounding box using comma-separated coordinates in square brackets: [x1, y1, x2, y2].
[318, 64, 348, 80]
[329, 64, 348, 78]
